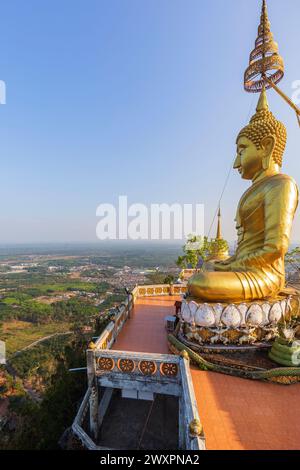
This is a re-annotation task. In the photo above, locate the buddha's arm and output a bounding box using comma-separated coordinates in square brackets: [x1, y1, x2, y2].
[214, 255, 237, 266]
[224, 178, 298, 272]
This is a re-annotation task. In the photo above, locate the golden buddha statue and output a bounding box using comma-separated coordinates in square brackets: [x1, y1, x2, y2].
[188, 89, 299, 303]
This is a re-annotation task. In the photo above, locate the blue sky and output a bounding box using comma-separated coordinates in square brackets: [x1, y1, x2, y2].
[0, 0, 299, 243]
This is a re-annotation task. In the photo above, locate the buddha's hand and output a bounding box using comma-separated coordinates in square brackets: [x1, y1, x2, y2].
[214, 262, 231, 272]
[203, 261, 216, 272]
[215, 256, 236, 266]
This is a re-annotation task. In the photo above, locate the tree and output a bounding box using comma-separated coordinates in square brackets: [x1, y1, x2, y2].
[176, 236, 209, 270]
[285, 247, 300, 285]
[176, 235, 228, 270]
[163, 274, 176, 285]
[286, 247, 300, 272]
[5, 335, 88, 450]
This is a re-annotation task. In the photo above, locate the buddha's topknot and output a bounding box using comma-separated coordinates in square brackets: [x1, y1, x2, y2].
[237, 89, 287, 167]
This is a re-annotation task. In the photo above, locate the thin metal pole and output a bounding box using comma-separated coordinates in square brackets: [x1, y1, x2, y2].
[264, 76, 300, 127]
[138, 396, 156, 449]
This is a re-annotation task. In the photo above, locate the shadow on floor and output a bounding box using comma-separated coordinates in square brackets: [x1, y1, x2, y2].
[97, 390, 179, 450]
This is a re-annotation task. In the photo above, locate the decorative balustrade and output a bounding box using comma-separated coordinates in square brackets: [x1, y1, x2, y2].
[95, 350, 181, 392]
[93, 284, 186, 352]
[72, 387, 98, 450]
[87, 349, 205, 450]
[72, 282, 205, 450]
[72, 387, 115, 451]
[179, 357, 205, 450]
[94, 297, 132, 350]
[137, 284, 187, 297]
[172, 284, 188, 295]
[180, 269, 197, 280]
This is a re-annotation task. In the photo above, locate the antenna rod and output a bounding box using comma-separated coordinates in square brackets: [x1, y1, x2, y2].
[69, 367, 87, 372]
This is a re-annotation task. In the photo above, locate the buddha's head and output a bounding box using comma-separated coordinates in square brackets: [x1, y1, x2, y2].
[234, 88, 287, 180]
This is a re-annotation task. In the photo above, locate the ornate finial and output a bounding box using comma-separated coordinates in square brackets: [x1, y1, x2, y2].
[88, 341, 96, 350]
[244, 0, 284, 93]
[180, 350, 190, 361]
[189, 419, 203, 438]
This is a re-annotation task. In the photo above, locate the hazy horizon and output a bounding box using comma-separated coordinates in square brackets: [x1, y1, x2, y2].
[0, 239, 298, 254]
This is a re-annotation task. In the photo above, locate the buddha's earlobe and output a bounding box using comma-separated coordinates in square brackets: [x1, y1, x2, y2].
[261, 136, 276, 169]
[262, 154, 271, 170]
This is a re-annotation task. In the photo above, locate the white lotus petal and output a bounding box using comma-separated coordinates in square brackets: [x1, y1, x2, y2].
[238, 304, 248, 326]
[261, 303, 271, 325]
[213, 303, 223, 325]
[221, 304, 241, 328]
[195, 303, 216, 327]
[181, 301, 191, 322]
[269, 302, 282, 324]
[189, 301, 199, 317]
[246, 304, 263, 326]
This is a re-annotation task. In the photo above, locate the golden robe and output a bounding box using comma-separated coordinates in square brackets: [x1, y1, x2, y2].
[188, 174, 299, 302]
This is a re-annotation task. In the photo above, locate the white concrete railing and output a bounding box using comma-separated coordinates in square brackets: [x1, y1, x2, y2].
[73, 349, 205, 450]
[95, 349, 179, 378]
[72, 387, 114, 451]
[72, 283, 206, 450]
[93, 284, 186, 351]
[180, 358, 205, 450]
[180, 269, 199, 281]
[94, 295, 134, 350]
[72, 387, 97, 450]
[136, 284, 187, 297]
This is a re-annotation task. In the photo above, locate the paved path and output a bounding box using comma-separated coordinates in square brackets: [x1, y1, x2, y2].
[112, 296, 173, 354]
[11, 331, 73, 358]
[113, 295, 300, 450]
[6, 331, 73, 403]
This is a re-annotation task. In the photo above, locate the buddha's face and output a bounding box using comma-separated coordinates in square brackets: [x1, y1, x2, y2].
[234, 136, 265, 180]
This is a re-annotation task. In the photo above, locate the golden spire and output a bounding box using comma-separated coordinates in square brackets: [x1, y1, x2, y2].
[206, 206, 229, 262]
[256, 85, 269, 113]
[244, 0, 284, 93]
[216, 207, 222, 240]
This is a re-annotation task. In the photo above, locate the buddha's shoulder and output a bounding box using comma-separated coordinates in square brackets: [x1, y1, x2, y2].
[264, 173, 299, 191]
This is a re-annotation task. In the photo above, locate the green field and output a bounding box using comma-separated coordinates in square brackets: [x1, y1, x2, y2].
[1, 321, 71, 356]
[0, 270, 109, 295]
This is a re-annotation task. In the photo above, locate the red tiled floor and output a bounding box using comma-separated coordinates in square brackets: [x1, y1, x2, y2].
[191, 368, 300, 450]
[112, 296, 181, 354]
[112, 296, 300, 450]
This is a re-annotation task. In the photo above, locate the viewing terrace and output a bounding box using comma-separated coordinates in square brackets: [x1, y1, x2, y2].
[72, 284, 300, 450]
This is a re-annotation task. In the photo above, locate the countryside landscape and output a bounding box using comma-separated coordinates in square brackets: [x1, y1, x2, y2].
[0, 243, 180, 449]
[1, 0, 300, 454]
[1, 241, 299, 449]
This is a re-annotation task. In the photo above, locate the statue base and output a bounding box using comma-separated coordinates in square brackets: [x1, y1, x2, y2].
[180, 291, 300, 349]
[168, 334, 300, 385]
